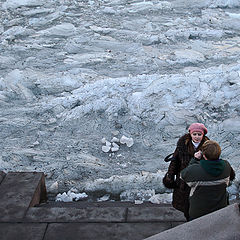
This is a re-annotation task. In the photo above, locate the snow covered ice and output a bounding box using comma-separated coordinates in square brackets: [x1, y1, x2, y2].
[0, 0, 240, 202]
[56, 189, 88, 202]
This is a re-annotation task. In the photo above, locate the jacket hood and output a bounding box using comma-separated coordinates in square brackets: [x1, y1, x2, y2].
[200, 159, 225, 176]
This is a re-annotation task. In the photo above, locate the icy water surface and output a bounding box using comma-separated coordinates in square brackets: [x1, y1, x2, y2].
[0, 0, 240, 200]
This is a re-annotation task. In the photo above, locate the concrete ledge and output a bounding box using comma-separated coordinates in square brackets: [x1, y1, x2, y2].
[1, 172, 239, 240]
[0, 223, 47, 240]
[10, 171, 240, 240]
[29, 173, 47, 207]
[0, 171, 6, 184]
[25, 206, 127, 222]
[0, 172, 47, 222]
[44, 222, 172, 240]
[25, 203, 186, 224]
[127, 206, 185, 222]
[38, 201, 170, 208]
[144, 203, 240, 240]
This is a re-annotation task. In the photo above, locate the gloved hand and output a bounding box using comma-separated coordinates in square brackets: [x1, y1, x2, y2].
[163, 172, 177, 189]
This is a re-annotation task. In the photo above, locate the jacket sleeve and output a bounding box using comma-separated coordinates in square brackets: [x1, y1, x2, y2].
[166, 147, 180, 176]
[180, 165, 195, 184]
[180, 167, 188, 181]
[162, 145, 180, 189]
[189, 157, 200, 165]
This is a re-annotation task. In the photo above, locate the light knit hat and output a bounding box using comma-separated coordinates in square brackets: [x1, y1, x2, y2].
[188, 123, 208, 135]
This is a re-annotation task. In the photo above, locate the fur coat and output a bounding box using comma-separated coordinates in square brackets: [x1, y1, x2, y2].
[163, 133, 209, 219]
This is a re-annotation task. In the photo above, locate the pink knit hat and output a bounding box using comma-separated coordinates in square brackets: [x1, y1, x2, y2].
[188, 123, 208, 135]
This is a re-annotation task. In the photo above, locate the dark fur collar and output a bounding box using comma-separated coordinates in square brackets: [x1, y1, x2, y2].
[177, 133, 209, 156]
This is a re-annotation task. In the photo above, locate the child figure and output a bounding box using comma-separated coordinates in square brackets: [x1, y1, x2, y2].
[180, 140, 235, 220]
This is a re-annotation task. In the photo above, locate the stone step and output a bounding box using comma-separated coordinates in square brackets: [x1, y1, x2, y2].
[0, 171, 6, 184]
[0, 172, 185, 240]
[25, 203, 185, 223]
[0, 222, 173, 240]
[38, 201, 171, 208]
[43, 222, 171, 240]
[143, 203, 240, 240]
[0, 223, 47, 240]
[0, 172, 47, 222]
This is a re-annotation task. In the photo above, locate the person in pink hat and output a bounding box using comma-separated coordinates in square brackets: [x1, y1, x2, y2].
[163, 123, 209, 221]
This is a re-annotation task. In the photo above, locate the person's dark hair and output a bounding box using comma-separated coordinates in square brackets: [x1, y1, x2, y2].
[202, 140, 221, 160]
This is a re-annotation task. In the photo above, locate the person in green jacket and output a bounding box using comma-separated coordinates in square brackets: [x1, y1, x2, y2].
[180, 140, 235, 220]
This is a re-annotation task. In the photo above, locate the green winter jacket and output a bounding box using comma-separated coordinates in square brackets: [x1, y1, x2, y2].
[180, 158, 235, 220]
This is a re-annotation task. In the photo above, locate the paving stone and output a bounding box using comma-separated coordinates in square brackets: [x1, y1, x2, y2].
[0, 223, 47, 240]
[127, 206, 185, 222]
[143, 203, 240, 240]
[25, 206, 127, 222]
[38, 201, 166, 208]
[44, 222, 172, 240]
[170, 221, 186, 228]
[0, 172, 47, 221]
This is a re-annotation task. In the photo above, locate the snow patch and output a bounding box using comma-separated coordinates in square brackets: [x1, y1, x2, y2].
[56, 189, 88, 202]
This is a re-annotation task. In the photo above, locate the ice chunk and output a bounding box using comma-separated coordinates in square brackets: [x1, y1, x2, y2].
[120, 135, 134, 147]
[72, 192, 88, 201]
[111, 137, 120, 143]
[112, 130, 119, 136]
[120, 189, 155, 202]
[56, 190, 88, 202]
[56, 192, 72, 202]
[49, 181, 58, 193]
[102, 145, 111, 153]
[126, 138, 134, 147]
[149, 193, 172, 204]
[97, 194, 110, 202]
[111, 142, 119, 152]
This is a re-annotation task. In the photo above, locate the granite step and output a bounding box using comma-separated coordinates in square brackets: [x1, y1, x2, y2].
[0, 171, 185, 240]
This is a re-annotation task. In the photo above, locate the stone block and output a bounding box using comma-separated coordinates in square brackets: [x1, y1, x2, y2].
[0, 223, 47, 240]
[144, 203, 240, 240]
[44, 222, 172, 240]
[0, 171, 6, 184]
[127, 206, 185, 222]
[39, 201, 145, 208]
[0, 172, 47, 221]
[170, 221, 185, 228]
[25, 206, 127, 222]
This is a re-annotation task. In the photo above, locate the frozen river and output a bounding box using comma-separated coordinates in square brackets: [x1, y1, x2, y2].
[0, 0, 240, 201]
